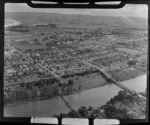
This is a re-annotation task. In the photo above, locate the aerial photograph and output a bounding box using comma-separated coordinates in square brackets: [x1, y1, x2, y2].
[4, 3, 148, 119]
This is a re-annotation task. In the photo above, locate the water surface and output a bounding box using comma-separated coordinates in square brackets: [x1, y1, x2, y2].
[4, 74, 147, 117]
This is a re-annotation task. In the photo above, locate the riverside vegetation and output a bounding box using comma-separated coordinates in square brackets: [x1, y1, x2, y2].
[4, 12, 147, 110]
[55, 90, 146, 119]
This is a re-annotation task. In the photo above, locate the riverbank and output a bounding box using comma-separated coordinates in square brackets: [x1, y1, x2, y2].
[55, 90, 146, 119]
[4, 72, 146, 107]
[5, 19, 20, 28]
[110, 68, 146, 82]
[4, 72, 107, 106]
[4, 74, 147, 117]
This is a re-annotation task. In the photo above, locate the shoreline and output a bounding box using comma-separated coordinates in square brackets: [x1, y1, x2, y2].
[5, 19, 21, 28]
[4, 19, 147, 107]
[4, 82, 108, 107]
[4, 73, 146, 107]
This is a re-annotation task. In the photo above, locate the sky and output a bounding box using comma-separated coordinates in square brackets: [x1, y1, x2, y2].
[5, 3, 148, 19]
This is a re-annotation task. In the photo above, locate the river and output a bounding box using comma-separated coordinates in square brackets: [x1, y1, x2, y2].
[4, 74, 147, 117]
[5, 19, 20, 28]
[4, 19, 147, 117]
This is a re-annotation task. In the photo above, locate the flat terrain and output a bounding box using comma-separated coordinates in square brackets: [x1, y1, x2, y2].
[4, 12, 148, 104]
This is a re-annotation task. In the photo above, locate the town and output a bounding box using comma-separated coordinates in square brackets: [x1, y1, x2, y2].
[4, 12, 147, 105]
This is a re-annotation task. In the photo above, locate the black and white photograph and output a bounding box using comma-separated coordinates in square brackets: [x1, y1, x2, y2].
[3, 1, 148, 120]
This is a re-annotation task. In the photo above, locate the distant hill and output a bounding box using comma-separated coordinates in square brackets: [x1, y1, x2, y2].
[5, 12, 147, 30]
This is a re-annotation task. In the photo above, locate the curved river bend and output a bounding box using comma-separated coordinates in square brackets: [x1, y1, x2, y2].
[4, 74, 147, 117]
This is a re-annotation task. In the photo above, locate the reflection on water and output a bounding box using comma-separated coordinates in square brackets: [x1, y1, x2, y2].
[4, 74, 147, 117]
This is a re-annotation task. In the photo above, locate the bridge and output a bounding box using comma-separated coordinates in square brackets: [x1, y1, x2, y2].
[59, 95, 73, 111]
[56, 47, 146, 98]
[5, 46, 146, 111]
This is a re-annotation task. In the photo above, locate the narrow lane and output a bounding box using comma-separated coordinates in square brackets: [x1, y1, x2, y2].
[13, 46, 59, 78]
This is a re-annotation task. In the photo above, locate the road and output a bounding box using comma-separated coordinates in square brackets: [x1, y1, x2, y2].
[55, 47, 146, 98]
[13, 47, 59, 78]
[5, 45, 145, 110]
[12, 46, 73, 110]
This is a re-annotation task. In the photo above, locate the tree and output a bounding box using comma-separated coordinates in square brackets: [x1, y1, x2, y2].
[20, 82, 25, 87]
[68, 80, 74, 86]
[41, 86, 51, 97]
[127, 60, 137, 67]
[104, 105, 131, 119]
[26, 82, 32, 89]
[78, 85, 81, 91]
[68, 110, 81, 118]
[78, 106, 88, 117]
[88, 106, 94, 111]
